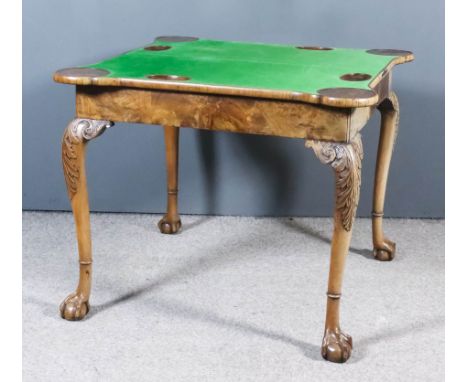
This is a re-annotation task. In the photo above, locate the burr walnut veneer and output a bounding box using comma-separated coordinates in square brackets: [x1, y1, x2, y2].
[54, 37, 413, 363]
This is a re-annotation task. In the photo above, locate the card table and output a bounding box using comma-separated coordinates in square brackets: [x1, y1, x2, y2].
[54, 36, 413, 363]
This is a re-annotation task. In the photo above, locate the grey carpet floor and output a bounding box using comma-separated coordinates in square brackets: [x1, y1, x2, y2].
[23, 212, 444, 382]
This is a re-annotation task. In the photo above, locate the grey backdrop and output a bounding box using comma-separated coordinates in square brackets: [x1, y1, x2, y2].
[23, 0, 444, 217]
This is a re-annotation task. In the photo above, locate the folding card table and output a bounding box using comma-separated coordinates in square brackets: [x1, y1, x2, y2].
[54, 37, 413, 363]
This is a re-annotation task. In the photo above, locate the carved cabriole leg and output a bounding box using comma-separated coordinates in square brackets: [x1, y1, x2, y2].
[372, 92, 399, 261]
[60, 118, 113, 320]
[305, 133, 363, 363]
[158, 126, 182, 234]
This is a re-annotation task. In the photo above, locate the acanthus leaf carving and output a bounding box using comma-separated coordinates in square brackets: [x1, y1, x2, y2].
[306, 134, 363, 231]
[62, 119, 113, 200]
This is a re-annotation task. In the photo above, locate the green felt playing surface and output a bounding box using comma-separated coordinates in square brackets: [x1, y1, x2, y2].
[83, 38, 398, 95]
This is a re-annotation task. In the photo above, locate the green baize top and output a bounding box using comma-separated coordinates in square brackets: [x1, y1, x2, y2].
[84, 38, 396, 95]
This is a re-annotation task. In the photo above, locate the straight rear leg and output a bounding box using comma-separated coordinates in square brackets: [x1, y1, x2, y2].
[158, 125, 182, 234]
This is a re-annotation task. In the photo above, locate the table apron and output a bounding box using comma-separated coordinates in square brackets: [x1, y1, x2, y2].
[75, 86, 373, 142]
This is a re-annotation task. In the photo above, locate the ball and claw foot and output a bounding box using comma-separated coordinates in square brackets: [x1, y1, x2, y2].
[373, 238, 396, 261]
[59, 292, 90, 321]
[321, 328, 353, 363]
[158, 215, 182, 234]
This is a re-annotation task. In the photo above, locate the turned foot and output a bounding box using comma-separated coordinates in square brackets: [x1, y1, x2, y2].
[373, 238, 396, 261]
[158, 215, 182, 234]
[60, 292, 90, 321]
[321, 328, 353, 363]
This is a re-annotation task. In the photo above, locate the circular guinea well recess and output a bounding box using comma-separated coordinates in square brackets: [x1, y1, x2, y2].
[297, 46, 333, 51]
[55, 67, 110, 78]
[317, 87, 376, 100]
[144, 45, 171, 51]
[366, 49, 413, 57]
[156, 36, 199, 42]
[340, 73, 372, 81]
[147, 74, 190, 81]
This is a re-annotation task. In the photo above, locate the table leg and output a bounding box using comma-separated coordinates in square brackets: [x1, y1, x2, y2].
[372, 92, 399, 261]
[306, 133, 363, 363]
[158, 125, 182, 234]
[59, 118, 113, 320]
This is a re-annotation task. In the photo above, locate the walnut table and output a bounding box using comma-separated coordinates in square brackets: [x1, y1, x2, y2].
[54, 37, 413, 363]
